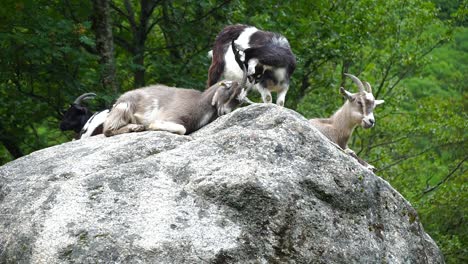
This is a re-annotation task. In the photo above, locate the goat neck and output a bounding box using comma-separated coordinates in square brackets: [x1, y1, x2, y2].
[178, 83, 230, 134]
[329, 101, 360, 148]
[200, 85, 220, 117]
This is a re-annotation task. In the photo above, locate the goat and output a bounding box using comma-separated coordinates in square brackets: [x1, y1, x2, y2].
[103, 44, 248, 137]
[60, 93, 109, 139]
[207, 24, 296, 106]
[309, 74, 384, 171]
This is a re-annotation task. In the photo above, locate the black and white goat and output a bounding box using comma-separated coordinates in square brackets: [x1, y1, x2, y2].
[208, 24, 296, 106]
[309, 74, 384, 171]
[60, 93, 109, 139]
[103, 44, 248, 137]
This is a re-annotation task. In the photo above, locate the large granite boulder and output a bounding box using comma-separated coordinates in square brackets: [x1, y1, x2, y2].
[0, 104, 443, 263]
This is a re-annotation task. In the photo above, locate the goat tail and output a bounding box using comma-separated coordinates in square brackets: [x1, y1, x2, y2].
[103, 101, 137, 137]
[207, 59, 225, 87]
[207, 24, 248, 88]
[207, 33, 228, 87]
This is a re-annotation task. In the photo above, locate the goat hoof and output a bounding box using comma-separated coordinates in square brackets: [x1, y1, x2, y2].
[366, 165, 376, 172]
[129, 124, 145, 132]
[344, 148, 355, 155]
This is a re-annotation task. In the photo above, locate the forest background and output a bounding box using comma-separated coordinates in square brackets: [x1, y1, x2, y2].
[0, 0, 466, 262]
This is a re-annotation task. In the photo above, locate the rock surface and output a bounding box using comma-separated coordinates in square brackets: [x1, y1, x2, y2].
[0, 104, 443, 263]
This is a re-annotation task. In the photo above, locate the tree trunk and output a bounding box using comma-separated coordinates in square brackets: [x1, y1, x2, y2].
[131, 0, 152, 88]
[111, 0, 161, 88]
[0, 122, 24, 160]
[92, 0, 119, 93]
[0, 139, 24, 160]
[133, 48, 145, 88]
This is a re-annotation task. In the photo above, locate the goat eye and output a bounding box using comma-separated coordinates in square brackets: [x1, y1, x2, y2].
[357, 101, 363, 106]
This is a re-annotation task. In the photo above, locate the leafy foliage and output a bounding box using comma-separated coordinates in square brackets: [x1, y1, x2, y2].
[0, 0, 465, 262]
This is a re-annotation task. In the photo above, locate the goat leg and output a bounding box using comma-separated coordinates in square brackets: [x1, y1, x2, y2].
[238, 82, 256, 105]
[105, 124, 145, 136]
[345, 148, 376, 172]
[242, 97, 256, 105]
[147, 121, 186, 135]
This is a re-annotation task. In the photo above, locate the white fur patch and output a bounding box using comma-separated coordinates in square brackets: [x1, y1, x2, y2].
[140, 99, 162, 125]
[115, 102, 129, 110]
[224, 50, 244, 81]
[235, 27, 258, 49]
[364, 112, 375, 120]
[223, 27, 258, 81]
[247, 58, 259, 75]
[237, 88, 247, 101]
[271, 36, 290, 48]
[148, 121, 186, 135]
[274, 68, 287, 83]
[362, 112, 375, 128]
[375, 99, 385, 106]
[80, 110, 110, 139]
[364, 92, 375, 101]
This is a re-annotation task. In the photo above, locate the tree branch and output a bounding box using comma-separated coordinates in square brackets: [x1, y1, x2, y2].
[188, 0, 232, 24]
[146, 16, 162, 35]
[114, 35, 134, 53]
[367, 136, 410, 150]
[421, 156, 467, 196]
[110, 1, 137, 33]
[123, 0, 137, 33]
[376, 147, 435, 172]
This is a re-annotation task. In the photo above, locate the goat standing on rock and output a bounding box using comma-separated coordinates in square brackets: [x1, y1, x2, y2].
[103, 44, 249, 137]
[207, 24, 296, 106]
[310, 74, 384, 171]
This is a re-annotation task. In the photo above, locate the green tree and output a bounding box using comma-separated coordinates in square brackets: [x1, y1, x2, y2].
[0, 0, 99, 163]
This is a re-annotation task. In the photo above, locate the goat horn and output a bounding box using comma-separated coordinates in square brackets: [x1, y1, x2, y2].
[344, 73, 365, 93]
[364, 81, 372, 93]
[73, 93, 96, 105]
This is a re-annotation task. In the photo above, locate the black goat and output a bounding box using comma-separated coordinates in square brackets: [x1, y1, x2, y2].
[60, 93, 108, 139]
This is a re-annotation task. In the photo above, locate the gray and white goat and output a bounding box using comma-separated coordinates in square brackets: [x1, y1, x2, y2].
[207, 24, 296, 106]
[310, 74, 384, 170]
[60, 93, 109, 139]
[103, 44, 248, 137]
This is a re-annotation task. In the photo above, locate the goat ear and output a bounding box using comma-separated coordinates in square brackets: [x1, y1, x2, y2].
[375, 99, 385, 106]
[339, 87, 353, 100]
[211, 89, 220, 106]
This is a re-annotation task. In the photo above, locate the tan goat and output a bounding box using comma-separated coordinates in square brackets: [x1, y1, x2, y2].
[310, 74, 384, 171]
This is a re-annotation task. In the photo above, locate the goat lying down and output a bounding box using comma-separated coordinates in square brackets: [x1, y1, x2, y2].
[208, 24, 296, 106]
[310, 74, 384, 171]
[60, 93, 109, 139]
[103, 45, 248, 137]
[80, 109, 109, 138]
